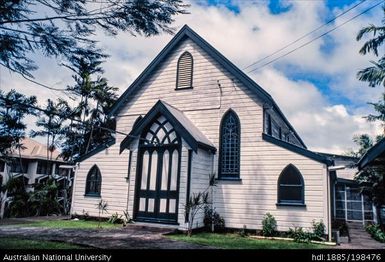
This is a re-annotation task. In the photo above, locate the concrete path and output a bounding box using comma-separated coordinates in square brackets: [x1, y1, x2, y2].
[0, 221, 211, 249]
[336, 222, 385, 249]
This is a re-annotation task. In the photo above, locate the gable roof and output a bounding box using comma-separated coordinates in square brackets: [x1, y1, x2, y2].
[357, 137, 385, 170]
[108, 25, 306, 148]
[120, 100, 216, 153]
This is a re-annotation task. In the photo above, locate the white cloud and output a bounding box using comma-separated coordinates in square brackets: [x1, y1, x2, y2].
[1, 0, 383, 154]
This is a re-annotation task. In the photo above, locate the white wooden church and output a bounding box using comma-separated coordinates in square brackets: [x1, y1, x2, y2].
[71, 25, 374, 239]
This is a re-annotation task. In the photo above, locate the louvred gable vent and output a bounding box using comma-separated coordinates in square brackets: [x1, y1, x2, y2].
[176, 52, 193, 88]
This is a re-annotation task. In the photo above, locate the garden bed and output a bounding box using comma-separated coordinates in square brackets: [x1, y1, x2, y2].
[166, 232, 328, 249]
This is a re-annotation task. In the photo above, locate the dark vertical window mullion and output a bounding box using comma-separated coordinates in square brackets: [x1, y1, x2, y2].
[166, 149, 173, 214]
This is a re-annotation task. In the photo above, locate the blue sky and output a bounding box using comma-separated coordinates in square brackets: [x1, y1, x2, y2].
[3, 0, 383, 153]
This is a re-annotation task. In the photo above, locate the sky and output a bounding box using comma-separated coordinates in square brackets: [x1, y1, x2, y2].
[1, 0, 384, 154]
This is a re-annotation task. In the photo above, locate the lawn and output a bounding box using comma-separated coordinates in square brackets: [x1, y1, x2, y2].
[167, 232, 327, 249]
[0, 237, 86, 249]
[15, 219, 121, 229]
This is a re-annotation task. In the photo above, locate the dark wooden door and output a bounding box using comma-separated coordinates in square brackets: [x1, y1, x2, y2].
[134, 116, 180, 224]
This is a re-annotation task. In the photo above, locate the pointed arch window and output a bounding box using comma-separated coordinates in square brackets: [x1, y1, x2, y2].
[176, 51, 193, 89]
[219, 110, 241, 179]
[277, 164, 305, 205]
[85, 165, 102, 196]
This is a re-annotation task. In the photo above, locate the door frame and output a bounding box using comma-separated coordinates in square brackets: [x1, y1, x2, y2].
[133, 144, 181, 225]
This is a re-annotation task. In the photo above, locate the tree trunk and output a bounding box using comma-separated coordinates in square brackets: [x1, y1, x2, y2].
[0, 190, 8, 219]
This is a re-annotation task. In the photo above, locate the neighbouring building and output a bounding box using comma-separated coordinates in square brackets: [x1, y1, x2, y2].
[70, 25, 377, 239]
[0, 138, 73, 211]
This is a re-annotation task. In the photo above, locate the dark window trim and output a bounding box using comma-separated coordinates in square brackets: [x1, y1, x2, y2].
[276, 202, 306, 207]
[266, 113, 272, 136]
[216, 177, 242, 182]
[85, 164, 102, 196]
[277, 164, 305, 205]
[84, 193, 101, 198]
[218, 109, 241, 179]
[126, 150, 132, 181]
[176, 51, 193, 90]
[185, 149, 193, 222]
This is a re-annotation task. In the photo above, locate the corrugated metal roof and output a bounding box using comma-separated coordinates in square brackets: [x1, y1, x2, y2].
[10, 138, 63, 161]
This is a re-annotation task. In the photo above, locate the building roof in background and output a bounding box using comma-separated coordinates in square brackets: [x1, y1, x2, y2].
[10, 138, 63, 162]
[358, 138, 385, 170]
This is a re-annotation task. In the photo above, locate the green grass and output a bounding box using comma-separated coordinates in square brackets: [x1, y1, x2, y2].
[15, 219, 121, 229]
[0, 237, 86, 249]
[167, 233, 327, 249]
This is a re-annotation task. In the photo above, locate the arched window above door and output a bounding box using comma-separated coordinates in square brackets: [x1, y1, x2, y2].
[142, 115, 179, 146]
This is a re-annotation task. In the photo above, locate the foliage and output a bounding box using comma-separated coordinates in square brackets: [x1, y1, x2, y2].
[96, 199, 108, 228]
[332, 219, 350, 238]
[288, 221, 326, 243]
[312, 220, 326, 241]
[167, 232, 325, 249]
[107, 212, 123, 224]
[356, 6, 385, 88]
[6, 176, 30, 217]
[366, 93, 385, 127]
[60, 51, 118, 161]
[261, 212, 277, 237]
[238, 225, 248, 237]
[30, 99, 71, 167]
[28, 179, 61, 216]
[0, 89, 37, 160]
[349, 134, 385, 227]
[122, 210, 133, 226]
[288, 227, 314, 243]
[366, 223, 385, 243]
[203, 206, 225, 232]
[0, 0, 188, 78]
[185, 192, 208, 237]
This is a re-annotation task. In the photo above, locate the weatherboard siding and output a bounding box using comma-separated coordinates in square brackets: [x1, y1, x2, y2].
[72, 37, 329, 232]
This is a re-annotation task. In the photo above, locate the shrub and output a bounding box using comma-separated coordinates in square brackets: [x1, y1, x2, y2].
[122, 210, 133, 226]
[261, 213, 277, 237]
[366, 224, 385, 243]
[238, 225, 248, 237]
[288, 227, 313, 243]
[108, 212, 123, 224]
[312, 220, 326, 241]
[203, 206, 225, 232]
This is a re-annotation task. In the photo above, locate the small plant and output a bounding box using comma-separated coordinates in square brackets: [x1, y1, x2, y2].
[82, 210, 90, 220]
[96, 199, 108, 228]
[288, 227, 313, 243]
[122, 210, 133, 226]
[185, 192, 208, 237]
[261, 213, 277, 237]
[203, 206, 225, 232]
[366, 224, 385, 243]
[312, 220, 326, 241]
[238, 225, 248, 237]
[108, 212, 123, 224]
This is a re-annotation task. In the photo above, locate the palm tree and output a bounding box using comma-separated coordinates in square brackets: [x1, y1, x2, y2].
[356, 7, 385, 87]
[30, 99, 70, 176]
[60, 51, 117, 160]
